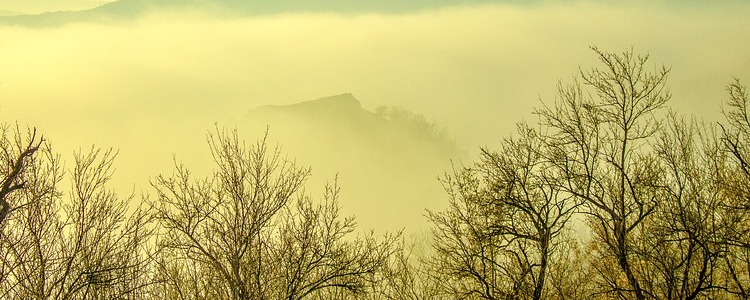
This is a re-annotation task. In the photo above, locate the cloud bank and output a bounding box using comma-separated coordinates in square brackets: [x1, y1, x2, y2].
[0, 1, 748, 232]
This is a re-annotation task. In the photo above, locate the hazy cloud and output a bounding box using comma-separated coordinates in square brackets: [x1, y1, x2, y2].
[0, 1, 748, 232]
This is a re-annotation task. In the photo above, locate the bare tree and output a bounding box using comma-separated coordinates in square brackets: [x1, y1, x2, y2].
[366, 234, 446, 300]
[545, 234, 595, 300]
[642, 114, 727, 299]
[151, 128, 397, 300]
[427, 163, 509, 300]
[480, 123, 581, 300]
[536, 47, 670, 300]
[0, 146, 155, 299]
[0, 125, 43, 228]
[426, 123, 579, 300]
[718, 79, 750, 298]
[151, 129, 309, 300]
[0, 137, 61, 299]
[270, 180, 398, 300]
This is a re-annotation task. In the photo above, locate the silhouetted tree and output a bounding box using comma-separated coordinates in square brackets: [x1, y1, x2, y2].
[0, 147, 155, 299]
[0, 125, 42, 228]
[536, 47, 670, 300]
[427, 122, 579, 300]
[151, 128, 398, 300]
[270, 180, 398, 300]
[642, 114, 727, 298]
[371, 236, 445, 300]
[718, 79, 750, 298]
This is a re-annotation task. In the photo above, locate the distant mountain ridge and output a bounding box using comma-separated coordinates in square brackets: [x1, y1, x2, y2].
[0, 9, 22, 17]
[237, 93, 465, 233]
[243, 93, 463, 156]
[252, 93, 364, 116]
[0, 0, 500, 26]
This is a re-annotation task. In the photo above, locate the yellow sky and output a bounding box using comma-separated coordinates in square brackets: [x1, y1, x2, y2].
[1, 1, 749, 233]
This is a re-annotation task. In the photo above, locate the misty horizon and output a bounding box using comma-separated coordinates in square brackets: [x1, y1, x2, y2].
[1, 1, 750, 299]
[2, 0, 749, 232]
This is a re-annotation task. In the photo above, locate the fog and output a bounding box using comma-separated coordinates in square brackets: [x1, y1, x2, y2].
[1, 0, 749, 233]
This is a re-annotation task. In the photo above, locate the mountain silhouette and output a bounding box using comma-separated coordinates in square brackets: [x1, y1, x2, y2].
[244, 93, 461, 154]
[0, 9, 21, 17]
[237, 93, 464, 233]
[0, 0, 500, 26]
[252, 93, 367, 120]
[247, 93, 385, 134]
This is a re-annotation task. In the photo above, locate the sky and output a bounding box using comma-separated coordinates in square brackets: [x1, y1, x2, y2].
[0, 0, 749, 234]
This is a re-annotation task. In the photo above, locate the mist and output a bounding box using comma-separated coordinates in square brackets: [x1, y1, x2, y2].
[1, 1, 749, 233]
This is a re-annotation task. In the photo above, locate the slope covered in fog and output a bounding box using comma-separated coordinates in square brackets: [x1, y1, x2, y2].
[235, 93, 466, 233]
